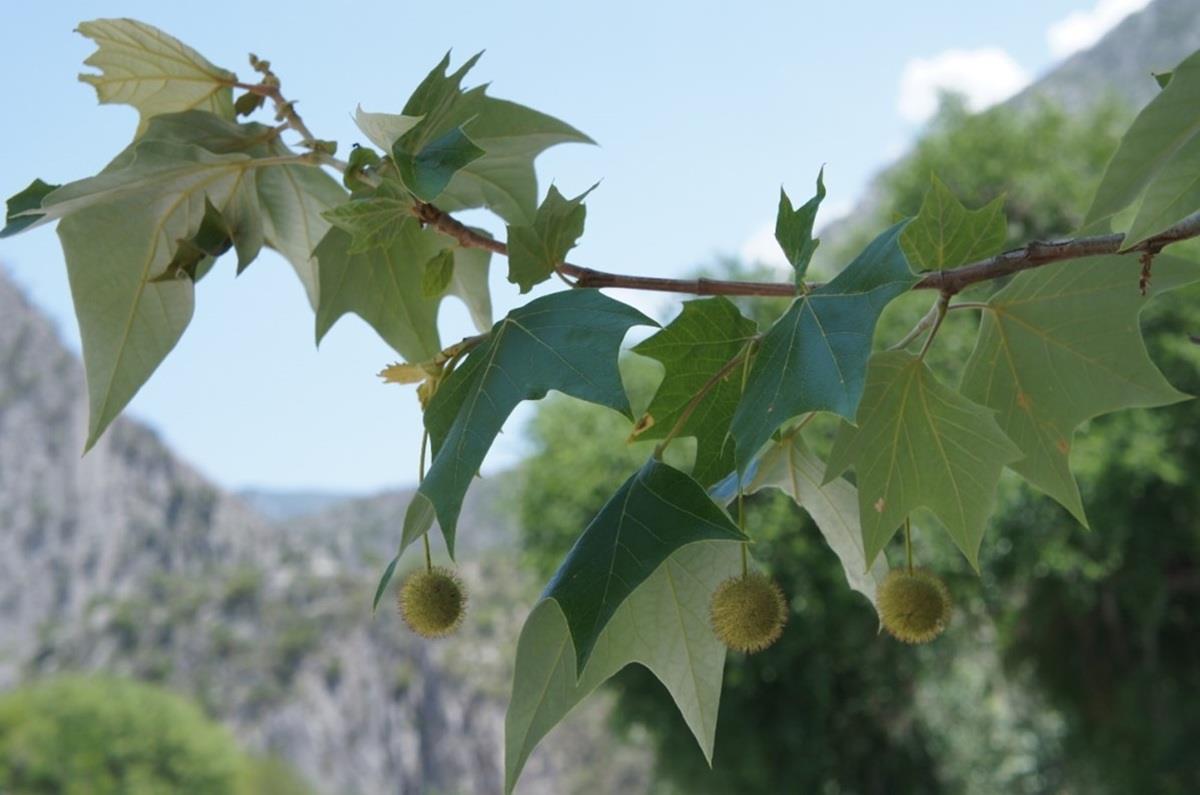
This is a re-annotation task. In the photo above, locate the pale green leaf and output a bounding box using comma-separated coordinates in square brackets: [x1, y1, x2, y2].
[731, 222, 916, 470]
[1086, 48, 1200, 230]
[744, 436, 887, 609]
[353, 105, 423, 151]
[544, 459, 745, 674]
[632, 297, 758, 486]
[901, 174, 1006, 271]
[506, 541, 741, 794]
[959, 255, 1197, 525]
[775, 167, 825, 282]
[506, 184, 595, 293]
[825, 351, 1021, 570]
[77, 19, 236, 136]
[313, 220, 444, 362]
[446, 243, 493, 333]
[320, 195, 411, 254]
[402, 290, 654, 555]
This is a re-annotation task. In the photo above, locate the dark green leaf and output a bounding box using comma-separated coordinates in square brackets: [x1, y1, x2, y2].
[544, 459, 746, 674]
[403, 289, 655, 555]
[824, 351, 1021, 570]
[632, 297, 758, 486]
[372, 553, 401, 612]
[1154, 70, 1173, 89]
[775, 167, 825, 282]
[900, 174, 1006, 271]
[152, 197, 234, 282]
[1, 178, 59, 238]
[505, 184, 595, 292]
[393, 125, 485, 202]
[234, 91, 266, 117]
[422, 249, 455, 298]
[730, 222, 916, 469]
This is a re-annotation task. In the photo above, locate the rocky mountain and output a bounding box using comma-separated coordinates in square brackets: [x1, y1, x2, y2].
[0, 268, 649, 794]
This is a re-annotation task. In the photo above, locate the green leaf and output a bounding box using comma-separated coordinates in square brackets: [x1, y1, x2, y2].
[544, 459, 746, 674]
[31, 125, 282, 449]
[900, 174, 1007, 271]
[314, 219, 444, 362]
[69, 108, 347, 307]
[154, 197, 234, 282]
[632, 297, 758, 486]
[59, 195, 197, 452]
[1154, 71, 1173, 89]
[371, 553, 401, 612]
[446, 244, 493, 333]
[77, 19, 237, 136]
[505, 184, 595, 293]
[343, 145, 383, 190]
[353, 105, 423, 151]
[254, 153, 348, 308]
[402, 290, 654, 555]
[959, 254, 1197, 525]
[1086, 49, 1200, 235]
[320, 194, 411, 254]
[731, 222, 916, 469]
[395, 53, 593, 224]
[825, 351, 1021, 570]
[506, 541, 740, 794]
[775, 167, 825, 282]
[393, 126, 486, 202]
[1, 179, 60, 238]
[743, 436, 887, 609]
[422, 249, 455, 298]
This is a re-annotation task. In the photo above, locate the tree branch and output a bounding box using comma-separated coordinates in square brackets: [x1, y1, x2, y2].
[416, 202, 1200, 298]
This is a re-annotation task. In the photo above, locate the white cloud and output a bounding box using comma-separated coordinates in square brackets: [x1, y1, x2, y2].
[897, 48, 1031, 124]
[1047, 0, 1151, 59]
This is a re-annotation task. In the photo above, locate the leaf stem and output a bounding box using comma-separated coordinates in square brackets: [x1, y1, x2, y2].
[904, 517, 913, 573]
[917, 293, 950, 360]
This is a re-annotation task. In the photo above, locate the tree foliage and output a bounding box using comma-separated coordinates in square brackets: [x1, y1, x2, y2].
[0, 676, 313, 795]
[5, 18, 1200, 793]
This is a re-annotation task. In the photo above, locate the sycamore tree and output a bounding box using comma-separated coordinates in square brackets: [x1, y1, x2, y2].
[5, 19, 1200, 793]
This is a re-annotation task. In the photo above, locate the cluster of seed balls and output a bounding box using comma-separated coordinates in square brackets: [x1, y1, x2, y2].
[397, 564, 952, 650]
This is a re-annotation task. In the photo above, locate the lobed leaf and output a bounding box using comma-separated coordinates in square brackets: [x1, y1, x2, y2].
[77, 18, 237, 136]
[825, 351, 1021, 570]
[731, 222, 916, 470]
[775, 167, 825, 282]
[742, 436, 887, 609]
[1086, 49, 1200, 242]
[959, 254, 1197, 525]
[506, 184, 596, 292]
[543, 459, 746, 674]
[900, 174, 1006, 271]
[392, 53, 594, 224]
[506, 541, 740, 794]
[401, 290, 654, 555]
[632, 297, 758, 486]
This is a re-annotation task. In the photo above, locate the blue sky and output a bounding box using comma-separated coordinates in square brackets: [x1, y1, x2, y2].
[0, 0, 1149, 493]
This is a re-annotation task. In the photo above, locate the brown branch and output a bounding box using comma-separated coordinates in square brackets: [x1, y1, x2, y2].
[415, 201, 1200, 299]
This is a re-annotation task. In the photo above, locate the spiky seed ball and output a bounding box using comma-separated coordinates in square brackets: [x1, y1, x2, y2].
[877, 568, 952, 644]
[709, 571, 788, 653]
[397, 566, 467, 639]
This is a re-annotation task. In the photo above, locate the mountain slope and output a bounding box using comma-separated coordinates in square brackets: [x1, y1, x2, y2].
[0, 268, 648, 794]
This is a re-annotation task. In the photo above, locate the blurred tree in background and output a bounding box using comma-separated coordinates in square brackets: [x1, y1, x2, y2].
[0, 676, 314, 795]
[514, 94, 1200, 794]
